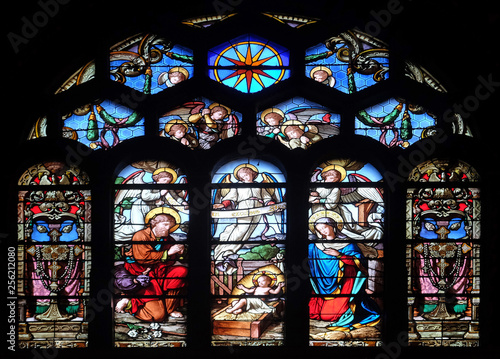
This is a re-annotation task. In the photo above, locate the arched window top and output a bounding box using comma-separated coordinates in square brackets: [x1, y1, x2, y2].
[310, 159, 383, 183]
[256, 96, 340, 150]
[18, 161, 90, 186]
[110, 33, 194, 94]
[115, 160, 188, 185]
[407, 159, 480, 182]
[212, 158, 286, 184]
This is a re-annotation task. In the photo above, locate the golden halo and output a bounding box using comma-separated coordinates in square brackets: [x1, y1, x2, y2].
[281, 119, 305, 134]
[164, 119, 188, 134]
[308, 210, 344, 234]
[169, 66, 189, 79]
[320, 164, 347, 182]
[309, 65, 333, 78]
[260, 107, 285, 124]
[208, 102, 231, 116]
[252, 271, 277, 287]
[152, 167, 178, 183]
[233, 163, 259, 180]
[144, 207, 181, 232]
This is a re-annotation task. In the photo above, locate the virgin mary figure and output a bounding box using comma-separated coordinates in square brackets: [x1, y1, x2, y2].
[308, 210, 380, 331]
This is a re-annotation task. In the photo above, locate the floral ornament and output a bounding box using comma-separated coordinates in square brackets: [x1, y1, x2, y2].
[126, 323, 163, 339]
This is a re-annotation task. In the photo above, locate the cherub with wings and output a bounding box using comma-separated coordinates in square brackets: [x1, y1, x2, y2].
[258, 105, 339, 149]
[211, 163, 285, 274]
[160, 118, 199, 148]
[161, 100, 240, 150]
[114, 161, 188, 242]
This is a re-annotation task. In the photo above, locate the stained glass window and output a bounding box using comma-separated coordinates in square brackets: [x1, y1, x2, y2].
[113, 160, 189, 347]
[210, 159, 286, 346]
[17, 162, 91, 348]
[110, 33, 194, 94]
[7, 4, 489, 355]
[256, 97, 340, 149]
[305, 29, 389, 93]
[355, 98, 438, 149]
[208, 34, 290, 93]
[406, 159, 480, 346]
[308, 159, 384, 346]
[62, 99, 145, 150]
[159, 98, 242, 150]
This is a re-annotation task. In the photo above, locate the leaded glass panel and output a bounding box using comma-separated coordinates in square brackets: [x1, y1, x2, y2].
[159, 98, 242, 150]
[406, 159, 480, 347]
[113, 160, 189, 347]
[308, 159, 384, 346]
[305, 29, 389, 94]
[210, 159, 286, 346]
[355, 98, 438, 149]
[110, 33, 193, 94]
[17, 162, 91, 348]
[62, 99, 145, 150]
[256, 97, 340, 149]
[208, 34, 290, 93]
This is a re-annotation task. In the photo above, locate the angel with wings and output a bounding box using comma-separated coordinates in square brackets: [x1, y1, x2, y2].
[309, 159, 384, 241]
[212, 164, 285, 274]
[161, 100, 240, 150]
[114, 161, 188, 242]
[309, 160, 384, 294]
[257, 105, 339, 149]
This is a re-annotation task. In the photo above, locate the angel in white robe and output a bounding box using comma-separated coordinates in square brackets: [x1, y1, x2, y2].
[212, 164, 285, 274]
[114, 163, 188, 242]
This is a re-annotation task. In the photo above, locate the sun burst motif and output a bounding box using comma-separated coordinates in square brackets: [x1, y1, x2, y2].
[209, 35, 290, 93]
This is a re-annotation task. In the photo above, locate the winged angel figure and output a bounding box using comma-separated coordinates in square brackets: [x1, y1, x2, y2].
[114, 161, 188, 242]
[211, 163, 286, 274]
[257, 106, 339, 149]
[309, 159, 384, 251]
[160, 101, 240, 149]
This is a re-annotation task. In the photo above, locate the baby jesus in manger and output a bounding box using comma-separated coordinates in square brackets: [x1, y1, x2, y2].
[225, 272, 285, 315]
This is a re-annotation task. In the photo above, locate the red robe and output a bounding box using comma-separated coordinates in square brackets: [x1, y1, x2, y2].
[124, 228, 187, 322]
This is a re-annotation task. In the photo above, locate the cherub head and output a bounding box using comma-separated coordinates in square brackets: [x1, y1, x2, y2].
[264, 112, 284, 126]
[158, 67, 189, 87]
[210, 105, 228, 120]
[168, 123, 187, 139]
[322, 168, 342, 183]
[310, 66, 334, 86]
[236, 167, 258, 183]
[284, 125, 305, 139]
[169, 71, 186, 84]
[313, 69, 329, 83]
[152, 167, 177, 184]
[261, 108, 285, 127]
